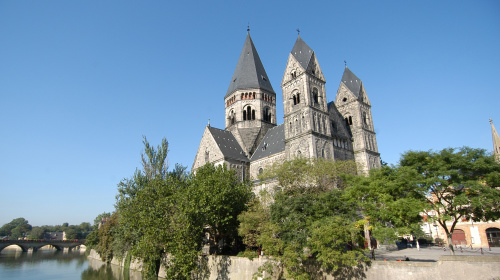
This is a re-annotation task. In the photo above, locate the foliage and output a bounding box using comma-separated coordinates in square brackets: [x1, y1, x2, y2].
[189, 163, 252, 255]
[343, 165, 426, 245]
[0, 218, 32, 239]
[241, 158, 368, 279]
[95, 212, 119, 263]
[92, 212, 111, 230]
[399, 147, 500, 254]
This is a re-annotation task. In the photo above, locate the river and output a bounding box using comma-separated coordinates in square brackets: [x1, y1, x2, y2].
[0, 247, 143, 280]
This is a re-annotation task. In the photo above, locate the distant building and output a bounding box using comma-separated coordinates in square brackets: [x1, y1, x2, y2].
[43, 232, 64, 241]
[193, 32, 380, 182]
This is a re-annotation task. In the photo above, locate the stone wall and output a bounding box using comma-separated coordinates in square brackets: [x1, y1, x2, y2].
[88, 250, 500, 280]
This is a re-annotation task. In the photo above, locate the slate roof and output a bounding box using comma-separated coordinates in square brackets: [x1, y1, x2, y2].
[250, 124, 285, 161]
[291, 35, 314, 70]
[225, 33, 275, 98]
[208, 126, 249, 162]
[341, 67, 363, 98]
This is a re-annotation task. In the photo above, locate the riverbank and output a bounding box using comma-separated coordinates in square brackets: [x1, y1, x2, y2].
[88, 248, 500, 279]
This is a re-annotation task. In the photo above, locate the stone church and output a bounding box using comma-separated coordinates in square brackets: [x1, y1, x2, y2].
[192, 32, 381, 181]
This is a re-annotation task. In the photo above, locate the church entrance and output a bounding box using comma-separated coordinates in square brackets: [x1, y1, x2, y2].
[451, 229, 466, 245]
[486, 228, 500, 247]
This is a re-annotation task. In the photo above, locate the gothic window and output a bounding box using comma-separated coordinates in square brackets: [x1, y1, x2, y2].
[363, 112, 368, 125]
[313, 88, 319, 104]
[321, 148, 325, 158]
[293, 95, 297, 105]
[297, 93, 300, 104]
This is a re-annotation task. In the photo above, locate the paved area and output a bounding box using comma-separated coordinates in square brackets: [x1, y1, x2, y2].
[374, 246, 500, 262]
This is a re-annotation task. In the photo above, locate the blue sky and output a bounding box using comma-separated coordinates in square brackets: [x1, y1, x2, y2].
[1, 1, 499, 227]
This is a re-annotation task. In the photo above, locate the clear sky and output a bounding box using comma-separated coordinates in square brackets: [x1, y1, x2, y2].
[1, 1, 499, 227]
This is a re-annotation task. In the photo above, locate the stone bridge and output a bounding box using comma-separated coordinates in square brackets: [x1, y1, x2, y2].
[0, 239, 85, 252]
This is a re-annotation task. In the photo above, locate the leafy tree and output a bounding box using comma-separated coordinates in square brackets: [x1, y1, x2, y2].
[141, 135, 169, 180]
[343, 165, 426, 258]
[399, 147, 500, 254]
[93, 212, 111, 230]
[245, 158, 368, 279]
[28, 227, 45, 239]
[1, 218, 32, 239]
[188, 163, 252, 255]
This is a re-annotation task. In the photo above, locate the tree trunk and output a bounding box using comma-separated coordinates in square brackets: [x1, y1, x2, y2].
[447, 235, 455, 255]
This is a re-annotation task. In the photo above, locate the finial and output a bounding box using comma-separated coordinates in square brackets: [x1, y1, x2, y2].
[297, 28, 300, 36]
[490, 118, 493, 124]
[247, 23, 250, 33]
[344, 60, 347, 68]
[208, 118, 210, 127]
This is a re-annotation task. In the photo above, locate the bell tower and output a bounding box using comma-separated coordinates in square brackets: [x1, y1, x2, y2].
[281, 35, 334, 159]
[335, 66, 381, 174]
[224, 32, 277, 156]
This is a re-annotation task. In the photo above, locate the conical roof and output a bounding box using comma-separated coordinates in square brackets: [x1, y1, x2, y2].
[341, 67, 363, 98]
[290, 35, 314, 70]
[225, 33, 274, 98]
[490, 119, 500, 162]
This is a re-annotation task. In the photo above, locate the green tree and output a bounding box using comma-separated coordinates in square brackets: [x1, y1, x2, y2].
[246, 158, 368, 279]
[1, 218, 32, 239]
[28, 227, 45, 239]
[343, 165, 426, 258]
[189, 163, 252, 255]
[399, 147, 500, 254]
[93, 212, 111, 230]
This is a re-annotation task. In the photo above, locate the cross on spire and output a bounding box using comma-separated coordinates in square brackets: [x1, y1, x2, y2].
[247, 23, 250, 33]
[296, 28, 300, 36]
[344, 60, 347, 68]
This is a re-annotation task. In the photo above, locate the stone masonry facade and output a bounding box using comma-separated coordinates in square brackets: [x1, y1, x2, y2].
[192, 32, 381, 182]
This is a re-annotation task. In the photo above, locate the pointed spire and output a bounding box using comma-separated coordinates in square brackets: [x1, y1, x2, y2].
[290, 35, 314, 70]
[341, 66, 363, 98]
[490, 118, 500, 162]
[225, 33, 275, 98]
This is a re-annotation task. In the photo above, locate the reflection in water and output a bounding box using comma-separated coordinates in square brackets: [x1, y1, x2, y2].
[0, 248, 143, 280]
[83, 257, 143, 280]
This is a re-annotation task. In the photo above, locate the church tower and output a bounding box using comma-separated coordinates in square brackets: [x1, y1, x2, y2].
[281, 35, 334, 159]
[224, 32, 277, 156]
[334, 67, 381, 174]
[490, 119, 500, 162]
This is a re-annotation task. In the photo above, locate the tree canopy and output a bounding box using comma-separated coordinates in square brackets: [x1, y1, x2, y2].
[399, 147, 500, 254]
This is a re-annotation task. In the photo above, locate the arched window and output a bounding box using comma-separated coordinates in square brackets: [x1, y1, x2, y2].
[243, 106, 255, 121]
[258, 168, 263, 175]
[205, 151, 209, 163]
[229, 110, 235, 125]
[345, 116, 353, 126]
[293, 95, 297, 105]
[321, 148, 325, 158]
[363, 112, 368, 125]
[313, 88, 319, 104]
[263, 107, 271, 122]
